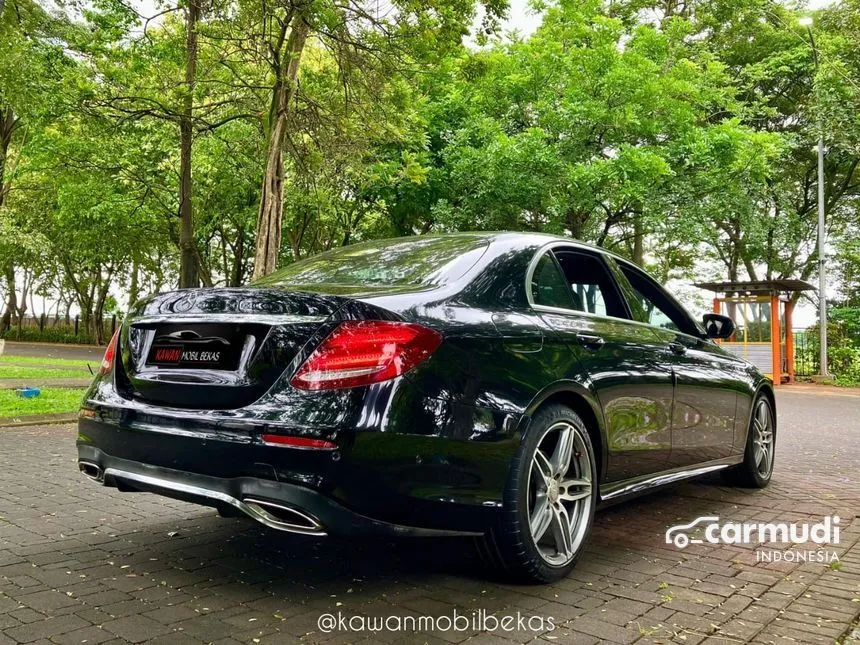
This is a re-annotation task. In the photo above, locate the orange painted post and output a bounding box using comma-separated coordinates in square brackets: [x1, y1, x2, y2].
[770, 294, 781, 386]
[712, 298, 723, 343]
[785, 299, 795, 383]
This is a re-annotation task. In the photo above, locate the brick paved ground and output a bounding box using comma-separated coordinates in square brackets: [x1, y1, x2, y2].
[1, 387, 859, 644]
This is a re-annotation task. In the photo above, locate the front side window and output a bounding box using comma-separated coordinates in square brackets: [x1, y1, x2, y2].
[553, 250, 627, 318]
[618, 263, 696, 335]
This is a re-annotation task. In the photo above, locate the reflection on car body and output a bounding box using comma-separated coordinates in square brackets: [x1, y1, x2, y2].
[78, 232, 776, 583]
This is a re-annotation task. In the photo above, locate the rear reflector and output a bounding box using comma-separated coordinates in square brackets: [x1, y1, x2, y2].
[261, 434, 338, 450]
[100, 330, 120, 375]
[290, 320, 442, 391]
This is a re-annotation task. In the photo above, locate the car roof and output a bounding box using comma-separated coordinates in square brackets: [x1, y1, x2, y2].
[437, 231, 628, 264]
[309, 231, 622, 262]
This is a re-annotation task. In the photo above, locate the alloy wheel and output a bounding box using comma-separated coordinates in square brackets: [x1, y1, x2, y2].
[527, 421, 593, 566]
[752, 399, 774, 477]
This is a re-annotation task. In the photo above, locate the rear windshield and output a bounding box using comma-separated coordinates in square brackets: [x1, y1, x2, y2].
[254, 235, 490, 288]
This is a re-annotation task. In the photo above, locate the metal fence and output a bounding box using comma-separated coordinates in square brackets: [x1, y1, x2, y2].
[1, 314, 119, 344]
[717, 329, 818, 379]
[792, 329, 818, 377]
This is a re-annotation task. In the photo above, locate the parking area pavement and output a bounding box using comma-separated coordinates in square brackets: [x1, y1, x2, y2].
[1, 388, 859, 645]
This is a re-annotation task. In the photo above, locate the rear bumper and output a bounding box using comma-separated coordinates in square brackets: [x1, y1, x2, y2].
[76, 389, 520, 536]
[77, 446, 482, 537]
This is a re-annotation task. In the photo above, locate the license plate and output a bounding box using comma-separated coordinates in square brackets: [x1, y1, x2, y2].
[145, 324, 242, 370]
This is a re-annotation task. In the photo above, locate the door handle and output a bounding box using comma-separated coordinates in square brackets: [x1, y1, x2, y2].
[576, 333, 605, 349]
[668, 341, 687, 355]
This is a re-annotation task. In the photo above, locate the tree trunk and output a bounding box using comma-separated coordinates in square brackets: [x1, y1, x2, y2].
[15, 272, 28, 327]
[740, 252, 758, 282]
[0, 268, 15, 334]
[153, 251, 166, 293]
[565, 211, 586, 240]
[81, 297, 94, 342]
[67, 266, 97, 343]
[178, 0, 201, 289]
[632, 213, 644, 266]
[128, 258, 140, 307]
[0, 107, 15, 335]
[192, 243, 214, 287]
[0, 106, 15, 207]
[725, 257, 739, 324]
[93, 274, 112, 345]
[252, 13, 311, 280]
[231, 225, 245, 286]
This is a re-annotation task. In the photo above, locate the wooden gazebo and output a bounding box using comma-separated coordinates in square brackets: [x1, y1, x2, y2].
[695, 280, 815, 385]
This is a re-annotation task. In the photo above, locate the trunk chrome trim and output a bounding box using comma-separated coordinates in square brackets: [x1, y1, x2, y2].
[85, 398, 298, 434]
[102, 467, 328, 536]
[130, 313, 327, 325]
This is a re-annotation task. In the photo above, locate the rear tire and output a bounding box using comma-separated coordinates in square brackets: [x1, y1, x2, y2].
[721, 394, 775, 488]
[475, 404, 597, 583]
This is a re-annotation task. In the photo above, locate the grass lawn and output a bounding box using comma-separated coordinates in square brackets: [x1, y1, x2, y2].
[0, 388, 85, 419]
[0, 365, 91, 380]
[0, 355, 94, 370]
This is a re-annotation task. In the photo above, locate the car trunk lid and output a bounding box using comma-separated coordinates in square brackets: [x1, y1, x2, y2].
[118, 288, 346, 409]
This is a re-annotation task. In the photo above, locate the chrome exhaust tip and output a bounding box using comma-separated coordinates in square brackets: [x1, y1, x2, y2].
[78, 461, 104, 483]
[242, 498, 326, 536]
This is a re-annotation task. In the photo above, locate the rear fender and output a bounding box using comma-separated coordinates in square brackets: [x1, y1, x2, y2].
[521, 380, 608, 484]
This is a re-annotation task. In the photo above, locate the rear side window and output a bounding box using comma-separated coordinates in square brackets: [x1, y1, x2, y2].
[254, 235, 489, 288]
[530, 253, 576, 309]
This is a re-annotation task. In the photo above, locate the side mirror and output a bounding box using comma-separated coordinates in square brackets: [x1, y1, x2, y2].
[702, 313, 735, 340]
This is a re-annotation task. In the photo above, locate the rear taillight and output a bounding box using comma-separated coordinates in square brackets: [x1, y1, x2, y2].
[290, 320, 442, 391]
[99, 330, 120, 375]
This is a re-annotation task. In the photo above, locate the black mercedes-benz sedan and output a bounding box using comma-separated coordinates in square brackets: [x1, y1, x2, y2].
[78, 233, 776, 583]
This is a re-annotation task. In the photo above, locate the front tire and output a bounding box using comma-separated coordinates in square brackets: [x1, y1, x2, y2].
[476, 404, 597, 583]
[722, 394, 776, 488]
